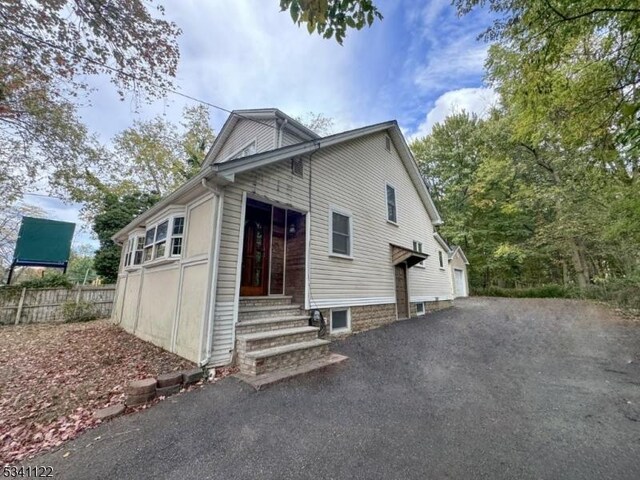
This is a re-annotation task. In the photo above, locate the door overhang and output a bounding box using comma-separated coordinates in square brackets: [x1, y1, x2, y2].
[390, 244, 429, 268]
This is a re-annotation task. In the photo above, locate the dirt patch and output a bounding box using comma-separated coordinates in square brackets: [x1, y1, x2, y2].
[0, 320, 195, 463]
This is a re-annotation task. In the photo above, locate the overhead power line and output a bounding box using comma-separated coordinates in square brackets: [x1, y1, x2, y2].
[1, 22, 278, 131]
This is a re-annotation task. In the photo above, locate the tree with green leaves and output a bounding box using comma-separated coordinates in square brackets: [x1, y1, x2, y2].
[93, 191, 159, 283]
[280, 0, 382, 43]
[0, 0, 181, 201]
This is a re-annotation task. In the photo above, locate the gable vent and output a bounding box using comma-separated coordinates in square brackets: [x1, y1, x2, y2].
[291, 158, 304, 178]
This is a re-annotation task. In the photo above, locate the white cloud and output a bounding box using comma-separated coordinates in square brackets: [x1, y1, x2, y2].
[81, 0, 362, 141]
[413, 39, 488, 92]
[410, 87, 499, 139]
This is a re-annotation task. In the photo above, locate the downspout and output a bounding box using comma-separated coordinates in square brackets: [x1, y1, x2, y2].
[200, 178, 224, 366]
[278, 119, 288, 148]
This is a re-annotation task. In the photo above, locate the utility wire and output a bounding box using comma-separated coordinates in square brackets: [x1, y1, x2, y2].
[1, 22, 279, 131]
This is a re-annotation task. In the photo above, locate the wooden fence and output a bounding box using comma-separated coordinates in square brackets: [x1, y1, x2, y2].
[0, 285, 116, 325]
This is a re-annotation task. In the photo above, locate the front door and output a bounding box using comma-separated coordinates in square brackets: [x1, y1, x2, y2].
[240, 200, 272, 296]
[395, 264, 409, 319]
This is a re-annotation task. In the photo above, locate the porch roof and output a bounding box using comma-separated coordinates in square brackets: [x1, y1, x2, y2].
[390, 244, 429, 268]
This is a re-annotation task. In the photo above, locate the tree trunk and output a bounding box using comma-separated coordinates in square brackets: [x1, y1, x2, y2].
[570, 240, 589, 288]
[561, 260, 569, 286]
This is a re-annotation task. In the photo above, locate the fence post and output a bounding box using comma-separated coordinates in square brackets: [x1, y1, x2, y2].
[15, 288, 26, 325]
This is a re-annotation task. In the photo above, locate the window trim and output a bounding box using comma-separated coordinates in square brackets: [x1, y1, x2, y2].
[416, 302, 425, 316]
[413, 240, 425, 268]
[142, 214, 186, 265]
[328, 206, 353, 259]
[123, 231, 145, 271]
[225, 138, 257, 162]
[330, 307, 351, 334]
[385, 135, 391, 152]
[385, 183, 398, 224]
[438, 250, 445, 270]
[170, 216, 185, 257]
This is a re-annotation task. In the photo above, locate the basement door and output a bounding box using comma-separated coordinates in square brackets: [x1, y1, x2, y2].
[395, 264, 409, 319]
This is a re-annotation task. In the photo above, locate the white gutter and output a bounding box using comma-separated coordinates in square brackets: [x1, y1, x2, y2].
[199, 179, 224, 366]
[278, 118, 288, 148]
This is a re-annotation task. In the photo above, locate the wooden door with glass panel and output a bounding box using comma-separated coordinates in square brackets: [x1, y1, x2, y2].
[240, 200, 272, 296]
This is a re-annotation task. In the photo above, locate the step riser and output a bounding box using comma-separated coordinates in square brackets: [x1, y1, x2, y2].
[238, 307, 303, 322]
[236, 319, 308, 335]
[239, 297, 292, 308]
[240, 344, 329, 376]
[238, 330, 319, 356]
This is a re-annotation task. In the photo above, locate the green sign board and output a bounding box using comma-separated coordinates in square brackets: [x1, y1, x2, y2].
[13, 217, 76, 267]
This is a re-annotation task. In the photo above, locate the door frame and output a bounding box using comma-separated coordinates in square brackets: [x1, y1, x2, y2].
[394, 263, 409, 320]
[454, 268, 466, 297]
[240, 199, 272, 297]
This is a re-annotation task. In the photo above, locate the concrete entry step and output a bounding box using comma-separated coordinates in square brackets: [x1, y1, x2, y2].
[240, 339, 330, 375]
[238, 304, 303, 321]
[235, 315, 309, 335]
[239, 296, 293, 308]
[235, 353, 349, 390]
[237, 326, 320, 352]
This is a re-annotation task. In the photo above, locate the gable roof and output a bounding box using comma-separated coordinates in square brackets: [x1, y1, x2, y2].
[202, 108, 320, 167]
[449, 245, 470, 264]
[113, 112, 444, 241]
[214, 120, 443, 225]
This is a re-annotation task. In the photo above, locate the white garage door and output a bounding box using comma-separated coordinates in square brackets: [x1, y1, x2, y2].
[454, 269, 466, 297]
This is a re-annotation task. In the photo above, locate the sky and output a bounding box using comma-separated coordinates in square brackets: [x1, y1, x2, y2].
[28, 0, 499, 251]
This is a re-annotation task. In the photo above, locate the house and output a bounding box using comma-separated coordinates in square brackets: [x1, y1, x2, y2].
[111, 108, 468, 379]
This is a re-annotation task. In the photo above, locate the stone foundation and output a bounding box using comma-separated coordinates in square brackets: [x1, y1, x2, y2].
[310, 300, 454, 337]
[410, 300, 453, 317]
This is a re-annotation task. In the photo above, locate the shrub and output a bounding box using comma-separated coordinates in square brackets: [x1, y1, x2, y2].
[62, 300, 99, 323]
[472, 284, 573, 299]
[19, 272, 73, 289]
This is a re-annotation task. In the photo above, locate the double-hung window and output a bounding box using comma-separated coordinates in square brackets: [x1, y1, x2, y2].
[124, 238, 133, 266]
[153, 220, 169, 259]
[142, 216, 185, 263]
[330, 209, 352, 257]
[413, 240, 424, 267]
[171, 217, 185, 256]
[386, 184, 397, 223]
[133, 236, 144, 265]
[143, 227, 156, 262]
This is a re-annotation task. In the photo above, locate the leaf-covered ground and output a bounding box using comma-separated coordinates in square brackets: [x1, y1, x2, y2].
[0, 320, 196, 464]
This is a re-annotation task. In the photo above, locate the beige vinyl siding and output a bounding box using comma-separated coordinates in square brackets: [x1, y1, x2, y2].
[214, 118, 277, 163]
[307, 131, 451, 306]
[112, 192, 218, 364]
[209, 159, 311, 366]
[281, 129, 306, 147]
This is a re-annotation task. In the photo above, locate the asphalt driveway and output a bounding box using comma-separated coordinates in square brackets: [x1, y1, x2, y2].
[36, 298, 640, 479]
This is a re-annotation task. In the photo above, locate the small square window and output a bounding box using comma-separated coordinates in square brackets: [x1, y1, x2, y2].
[331, 308, 350, 333]
[416, 302, 425, 315]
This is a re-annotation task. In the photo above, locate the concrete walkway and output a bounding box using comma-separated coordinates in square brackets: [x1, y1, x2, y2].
[36, 298, 640, 479]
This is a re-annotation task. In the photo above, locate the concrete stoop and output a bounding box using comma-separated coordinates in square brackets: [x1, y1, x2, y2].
[234, 297, 347, 387]
[235, 353, 349, 390]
